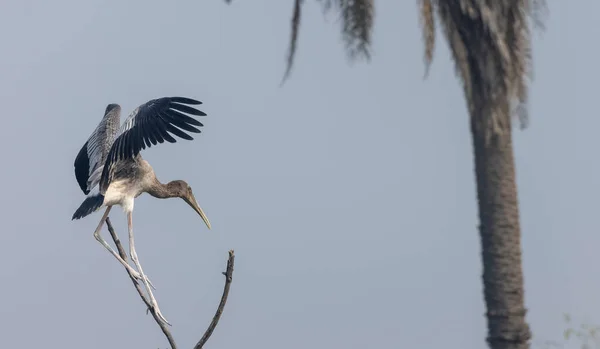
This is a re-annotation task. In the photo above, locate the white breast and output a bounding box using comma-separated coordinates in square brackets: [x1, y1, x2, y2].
[103, 179, 138, 213]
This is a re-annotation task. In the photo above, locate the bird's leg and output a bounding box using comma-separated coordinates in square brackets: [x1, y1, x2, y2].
[127, 211, 171, 326]
[93, 206, 145, 283]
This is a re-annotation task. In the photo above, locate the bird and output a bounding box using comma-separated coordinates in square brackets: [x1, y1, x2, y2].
[72, 96, 211, 325]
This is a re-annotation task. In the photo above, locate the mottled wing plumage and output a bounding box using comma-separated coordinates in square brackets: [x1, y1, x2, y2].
[99, 97, 206, 193]
[74, 104, 122, 194]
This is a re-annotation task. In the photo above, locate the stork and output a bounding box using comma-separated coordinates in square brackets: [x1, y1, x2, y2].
[72, 96, 211, 325]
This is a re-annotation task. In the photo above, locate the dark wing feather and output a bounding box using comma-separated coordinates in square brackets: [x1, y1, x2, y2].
[98, 97, 206, 193]
[74, 104, 121, 194]
[74, 140, 91, 193]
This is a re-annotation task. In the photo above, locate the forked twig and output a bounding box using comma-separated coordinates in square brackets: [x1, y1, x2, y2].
[105, 217, 177, 349]
[105, 218, 235, 349]
[194, 250, 235, 349]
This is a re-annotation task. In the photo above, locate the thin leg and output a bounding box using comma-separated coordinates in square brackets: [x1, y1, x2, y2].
[127, 211, 171, 326]
[93, 206, 144, 282]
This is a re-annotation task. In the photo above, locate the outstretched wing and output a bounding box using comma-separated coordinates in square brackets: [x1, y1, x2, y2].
[99, 96, 206, 193]
[74, 104, 122, 195]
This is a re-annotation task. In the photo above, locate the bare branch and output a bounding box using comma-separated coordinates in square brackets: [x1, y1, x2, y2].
[194, 250, 236, 349]
[105, 217, 177, 349]
[105, 218, 234, 349]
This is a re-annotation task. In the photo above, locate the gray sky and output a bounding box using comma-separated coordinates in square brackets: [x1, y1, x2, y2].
[0, 0, 596, 348]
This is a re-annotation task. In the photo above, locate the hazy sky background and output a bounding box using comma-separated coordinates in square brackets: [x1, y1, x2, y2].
[0, 0, 596, 348]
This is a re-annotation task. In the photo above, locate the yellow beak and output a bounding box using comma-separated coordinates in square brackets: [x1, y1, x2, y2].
[183, 193, 211, 230]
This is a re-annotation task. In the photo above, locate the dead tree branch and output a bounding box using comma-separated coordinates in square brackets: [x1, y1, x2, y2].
[105, 217, 177, 349]
[105, 218, 235, 349]
[194, 250, 235, 349]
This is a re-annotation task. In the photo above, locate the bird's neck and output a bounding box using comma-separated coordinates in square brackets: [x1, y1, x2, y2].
[147, 180, 177, 199]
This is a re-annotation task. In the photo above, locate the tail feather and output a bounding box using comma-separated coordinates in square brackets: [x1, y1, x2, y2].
[72, 194, 105, 220]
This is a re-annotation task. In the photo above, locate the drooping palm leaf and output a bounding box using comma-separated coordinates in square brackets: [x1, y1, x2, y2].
[280, 0, 375, 84]
[418, 0, 546, 136]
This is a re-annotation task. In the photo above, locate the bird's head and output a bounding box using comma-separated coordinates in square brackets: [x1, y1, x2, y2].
[167, 180, 211, 230]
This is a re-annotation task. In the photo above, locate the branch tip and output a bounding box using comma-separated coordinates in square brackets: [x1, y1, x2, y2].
[104, 218, 235, 349]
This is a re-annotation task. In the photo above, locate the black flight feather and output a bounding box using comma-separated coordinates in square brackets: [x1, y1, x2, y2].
[72, 193, 104, 220]
[74, 140, 91, 195]
[98, 97, 206, 193]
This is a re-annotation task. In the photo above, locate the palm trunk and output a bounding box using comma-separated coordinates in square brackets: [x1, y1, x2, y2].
[471, 118, 531, 349]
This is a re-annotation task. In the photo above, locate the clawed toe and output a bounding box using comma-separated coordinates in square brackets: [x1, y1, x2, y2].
[129, 271, 156, 290]
[146, 277, 157, 290]
[154, 308, 171, 326]
[130, 270, 143, 282]
[145, 303, 171, 326]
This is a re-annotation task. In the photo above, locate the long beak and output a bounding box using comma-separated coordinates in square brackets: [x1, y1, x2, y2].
[183, 193, 211, 230]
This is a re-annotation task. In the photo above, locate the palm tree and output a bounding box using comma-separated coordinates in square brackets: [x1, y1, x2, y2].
[225, 0, 546, 348]
[415, 2, 544, 348]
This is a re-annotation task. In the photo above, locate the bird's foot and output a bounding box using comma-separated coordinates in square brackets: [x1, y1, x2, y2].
[128, 269, 156, 290]
[143, 281, 171, 326]
[128, 248, 167, 324]
[132, 267, 169, 325]
[142, 274, 157, 290]
[147, 303, 172, 326]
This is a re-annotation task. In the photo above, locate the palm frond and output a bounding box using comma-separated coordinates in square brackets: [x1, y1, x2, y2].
[338, 0, 375, 60]
[418, 0, 436, 77]
[281, 0, 304, 85]
[425, 0, 546, 141]
[280, 0, 374, 83]
[318, 0, 375, 59]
